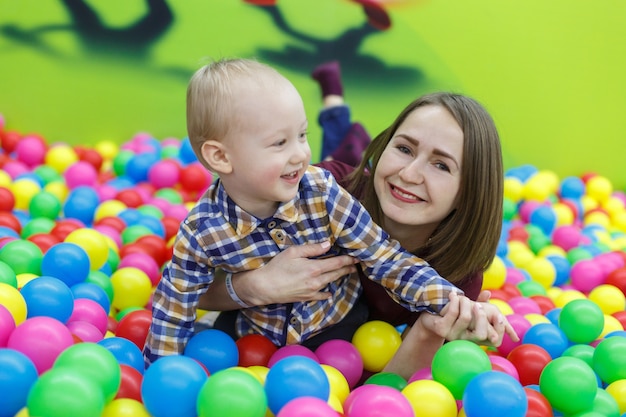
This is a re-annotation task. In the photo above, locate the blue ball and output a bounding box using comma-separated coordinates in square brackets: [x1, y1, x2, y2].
[463, 371, 527, 417]
[529, 205, 557, 236]
[71, 282, 111, 315]
[265, 355, 330, 415]
[97, 336, 145, 374]
[126, 152, 160, 183]
[523, 322, 570, 359]
[0, 349, 39, 417]
[41, 242, 91, 287]
[560, 176, 586, 200]
[142, 355, 208, 417]
[183, 329, 238, 375]
[546, 255, 570, 286]
[20, 276, 74, 322]
[178, 137, 198, 165]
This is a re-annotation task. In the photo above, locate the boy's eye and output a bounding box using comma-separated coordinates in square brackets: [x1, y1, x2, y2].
[274, 139, 287, 146]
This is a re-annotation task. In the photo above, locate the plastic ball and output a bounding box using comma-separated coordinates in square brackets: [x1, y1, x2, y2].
[0, 282, 27, 325]
[20, 276, 74, 322]
[539, 356, 597, 414]
[114, 309, 152, 350]
[28, 191, 62, 220]
[507, 344, 552, 386]
[463, 371, 527, 417]
[64, 160, 98, 189]
[27, 366, 105, 417]
[141, 355, 208, 417]
[110, 267, 152, 311]
[64, 228, 110, 271]
[524, 257, 556, 289]
[588, 284, 626, 315]
[497, 313, 532, 356]
[67, 297, 109, 336]
[45, 144, 79, 173]
[268, 344, 319, 368]
[530, 205, 557, 236]
[118, 252, 161, 287]
[236, 333, 278, 367]
[41, 242, 90, 287]
[148, 159, 180, 189]
[115, 364, 143, 402]
[53, 342, 121, 403]
[593, 336, 626, 384]
[180, 162, 212, 193]
[591, 387, 621, 417]
[431, 340, 492, 400]
[11, 178, 41, 210]
[399, 379, 456, 417]
[315, 339, 364, 389]
[558, 299, 604, 343]
[102, 398, 150, 417]
[197, 368, 267, 417]
[183, 329, 238, 374]
[0, 305, 16, 347]
[98, 336, 145, 374]
[364, 372, 407, 391]
[483, 255, 506, 290]
[265, 356, 330, 415]
[276, 396, 337, 417]
[0, 348, 38, 417]
[605, 379, 626, 414]
[0, 239, 43, 275]
[0, 186, 16, 212]
[586, 175, 613, 203]
[320, 364, 350, 404]
[343, 383, 414, 417]
[522, 322, 569, 359]
[570, 259, 605, 293]
[352, 320, 401, 372]
[71, 281, 111, 314]
[489, 354, 520, 380]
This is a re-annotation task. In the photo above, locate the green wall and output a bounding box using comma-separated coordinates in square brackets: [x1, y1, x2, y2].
[1, 0, 625, 188]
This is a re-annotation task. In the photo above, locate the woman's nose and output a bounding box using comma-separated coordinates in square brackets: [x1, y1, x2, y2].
[399, 160, 425, 184]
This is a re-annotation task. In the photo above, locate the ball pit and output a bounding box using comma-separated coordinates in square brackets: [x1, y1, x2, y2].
[2, 119, 626, 416]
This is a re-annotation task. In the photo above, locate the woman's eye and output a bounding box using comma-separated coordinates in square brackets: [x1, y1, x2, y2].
[396, 145, 411, 155]
[435, 162, 450, 172]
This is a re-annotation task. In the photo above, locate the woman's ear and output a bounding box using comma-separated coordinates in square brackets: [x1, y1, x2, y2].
[201, 140, 232, 174]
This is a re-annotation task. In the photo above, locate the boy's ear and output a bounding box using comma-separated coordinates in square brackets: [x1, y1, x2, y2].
[200, 140, 232, 174]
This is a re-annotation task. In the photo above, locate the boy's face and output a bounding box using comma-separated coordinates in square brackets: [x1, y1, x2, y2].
[219, 75, 311, 219]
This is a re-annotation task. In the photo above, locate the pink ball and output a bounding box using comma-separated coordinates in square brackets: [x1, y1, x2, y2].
[93, 224, 122, 248]
[552, 225, 582, 251]
[505, 267, 527, 285]
[508, 296, 542, 315]
[67, 298, 108, 336]
[7, 316, 74, 374]
[148, 159, 180, 189]
[497, 313, 532, 357]
[0, 304, 16, 347]
[276, 396, 338, 417]
[67, 320, 104, 343]
[489, 354, 520, 381]
[408, 366, 433, 383]
[595, 252, 625, 276]
[95, 184, 119, 202]
[315, 339, 364, 389]
[518, 201, 541, 224]
[570, 259, 605, 293]
[15, 136, 47, 167]
[343, 384, 414, 417]
[2, 160, 29, 179]
[165, 204, 190, 222]
[64, 161, 98, 189]
[268, 345, 319, 368]
[119, 252, 161, 287]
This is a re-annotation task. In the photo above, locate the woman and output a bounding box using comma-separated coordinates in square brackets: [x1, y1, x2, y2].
[198, 91, 515, 379]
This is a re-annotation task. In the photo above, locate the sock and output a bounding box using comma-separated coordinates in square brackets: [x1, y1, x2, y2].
[330, 122, 371, 167]
[311, 61, 343, 98]
[350, 0, 391, 31]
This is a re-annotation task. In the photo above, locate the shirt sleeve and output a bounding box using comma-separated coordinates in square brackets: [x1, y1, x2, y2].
[143, 217, 213, 366]
[322, 171, 463, 314]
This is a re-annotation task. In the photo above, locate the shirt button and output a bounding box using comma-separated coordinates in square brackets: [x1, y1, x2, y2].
[267, 220, 277, 229]
[289, 316, 298, 325]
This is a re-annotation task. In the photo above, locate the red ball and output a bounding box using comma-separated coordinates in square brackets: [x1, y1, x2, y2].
[161, 216, 181, 242]
[1, 130, 21, 153]
[78, 148, 104, 171]
[50, 219, 85, 241]
[115, 189, 144, 208]
[507, 344, 552, 386]
[236, 334, 278, 367]
[0, 211, 21, 233]
[501, 282, 523, 299]
[507, 225, 529, 243]
[116, 364, 144, 402]
[180, 162, 211, 193]
[605, 266, 626, 297]
[524, 387, 552, 417]
[0, 187, 15, 212]
[27, 233, 61, 253]
[115, 309, 152, 350]
[612, 311, 626, 330]
[135, 234, 170, 266]
[95, 216, 127, 233]
[530, 295, 556, 315]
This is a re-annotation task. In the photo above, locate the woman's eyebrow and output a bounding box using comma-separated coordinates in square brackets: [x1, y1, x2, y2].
[397, 134, 460, 169]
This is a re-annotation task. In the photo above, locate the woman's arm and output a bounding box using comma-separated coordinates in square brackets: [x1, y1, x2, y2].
[197, 241, 358, 310]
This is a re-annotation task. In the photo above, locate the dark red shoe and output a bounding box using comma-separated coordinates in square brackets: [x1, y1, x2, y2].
[243, 0, 277, 6]
[351, 0, 391, 31]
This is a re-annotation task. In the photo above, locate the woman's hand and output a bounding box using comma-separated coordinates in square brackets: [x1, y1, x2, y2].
[198, 241, 357, 310]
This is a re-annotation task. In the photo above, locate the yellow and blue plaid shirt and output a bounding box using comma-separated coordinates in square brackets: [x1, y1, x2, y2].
[144, 166, 462, 364]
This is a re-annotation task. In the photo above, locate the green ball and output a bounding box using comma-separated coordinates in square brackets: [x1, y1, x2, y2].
[593, 336, 626, 384]
[562, 344, 595, 368]
[502, 198, 517, 221]
[20, 217, 56, 239]
[33, 165, 62, 185]
[558, 299, 604, 344]
[567, 247, 593, 265]
[539, 356, 597, 414]
[27, 367, 105, 417]
[431, 340, 491, 400]
[0, 239, 43, 275]
[137, 204, 164, 219]
[85, 270, 114, 303]
[53, 343, 121, 403]
[588, 387, 620, 417]
[28, 191, 62, 220]
[0, 260, 18, 287]
[121, 225, 153, 245]
[516, 279, 547, 297]
[364, 372, 407, 391]
[197, 368, 267, 417]
[154, 188, 184, 205]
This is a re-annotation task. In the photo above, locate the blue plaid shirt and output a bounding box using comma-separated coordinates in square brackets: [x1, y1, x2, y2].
[144, 166, 462, 364]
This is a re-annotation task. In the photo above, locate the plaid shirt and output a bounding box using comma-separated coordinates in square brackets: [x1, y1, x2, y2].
[144, 165, 462, 364]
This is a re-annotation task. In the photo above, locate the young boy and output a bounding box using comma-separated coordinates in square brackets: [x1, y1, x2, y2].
[143, 57, 467, 365]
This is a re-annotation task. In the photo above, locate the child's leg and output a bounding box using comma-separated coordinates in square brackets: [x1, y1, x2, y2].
[330, 122, 371, 167]
[318, 105, 353, 161]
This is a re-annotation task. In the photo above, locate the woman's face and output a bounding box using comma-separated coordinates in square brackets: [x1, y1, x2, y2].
[373, 105, 464, 241]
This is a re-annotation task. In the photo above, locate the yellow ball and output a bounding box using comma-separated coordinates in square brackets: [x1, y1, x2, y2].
[489, 299, 514, 316]
[606, 379, 626, 414]
[599, 314, 624, 338]
[483, 256, 506, 290]
[0, 170, 12, 187]
[402, 379, 457, 417]
[586, 175, 613, 203]
[503, 177, 523, 203]
[507, 241, 535, 269]
[64, 228, 110, 270]
[45, 144, 79, 173]
[524, 257, 556, 289]
[94, 200, 128, 222]
[352, 320, 401, 373]
[553, 289, 586, 308]
[321, 364, 350, 404]
[110, 267, 152, 311]
[552, 202, 575, 226]
[580, 194, 599, 215]
[612, 211, 626, 233]
[327, 393, 344, 414]
[584, 210, 611, 229]
[247, 365, 269, 385]
[537, 245, 566, 258]
[44, 181, 69, 203]
[94, 140, 120, 161]
[10, 178, 41, 210]
[603, 196, 625, 217]
[0, 282, 27, 325]
[525, 313, 551, 326]
[101, 399, 150, 417]
[16, 273, 38, 288]
[589, 284, 626, 315]
[522, 177, 552, 202]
